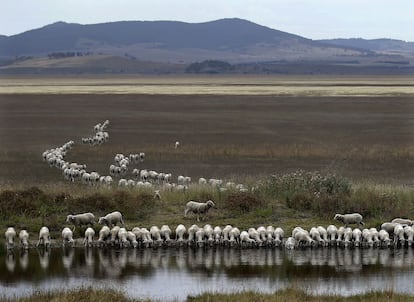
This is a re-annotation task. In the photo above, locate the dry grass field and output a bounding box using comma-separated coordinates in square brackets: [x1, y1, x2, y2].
[0, 76, 413, 186]
[0, 75, 413, 236]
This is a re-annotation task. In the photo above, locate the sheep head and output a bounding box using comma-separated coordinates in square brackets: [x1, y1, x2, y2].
[66, 215, 74, 223]
[334, 214, 343, 222]
[98, 217, 107, 226]
[206, 200, 216, 208]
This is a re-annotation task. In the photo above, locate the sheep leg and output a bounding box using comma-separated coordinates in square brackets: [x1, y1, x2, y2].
[184, 208, 189, 217]
[120, 218, 125, 226]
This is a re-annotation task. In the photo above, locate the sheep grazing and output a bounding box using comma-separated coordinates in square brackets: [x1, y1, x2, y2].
[150, 226, 163, 244]
[19, 229, 29, 250]
[184, 200, 216, 222]
[154, 190, 161, 200]
[352, 228, 362, 247]
[326, 225, 337, 245]
[378, 230, 391, 247]
[118, 228, 129, 248]
[187, 224, 200, 245]
[392, 218, 413, 226]
[5, 227, 16, 250]
[160, 225, 172, 243]
[175, 224, 186, 243]
[97, 226, 111, 247]
[274, 227, 284, 247]
[98, 211, 125, 228]
[66, 212, 95, 232]
[334, 213, 364, 227]
[175, 141, 180, 149]
[62, 227, 75, 247]
[127, 231, 138, 248]
[240, 231, 255, 247]
[84, 227, 95, 247]
[37, 226, 51, 248]
[285, 237, 296, 250]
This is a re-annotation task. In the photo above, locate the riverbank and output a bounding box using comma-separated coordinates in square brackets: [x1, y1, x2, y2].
[1, 287, 414, 302]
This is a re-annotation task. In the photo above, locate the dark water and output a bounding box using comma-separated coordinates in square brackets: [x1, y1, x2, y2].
[1, 247, 414, 300]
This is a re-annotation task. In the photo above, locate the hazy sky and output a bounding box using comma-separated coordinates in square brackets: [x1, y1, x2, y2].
[1, 0, 413, 41]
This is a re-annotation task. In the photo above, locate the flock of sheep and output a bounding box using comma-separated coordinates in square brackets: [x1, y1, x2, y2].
[4, 211, 414, 251]
[42, 120, 249, 195]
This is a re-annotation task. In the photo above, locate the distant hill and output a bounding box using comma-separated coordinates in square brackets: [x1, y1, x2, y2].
[0, 18, 372, 63]
[318, 38, 414, 54]
[0, 18, 413, 74]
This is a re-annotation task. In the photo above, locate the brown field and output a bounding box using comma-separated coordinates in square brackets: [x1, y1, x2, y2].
[0, 79, 413, 186]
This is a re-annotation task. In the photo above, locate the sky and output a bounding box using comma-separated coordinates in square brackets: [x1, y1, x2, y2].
[1, 0, 413, 41]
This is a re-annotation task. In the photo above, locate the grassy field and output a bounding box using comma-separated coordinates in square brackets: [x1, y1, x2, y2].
[0, 76, 413, 239]
[2, 287, 414, 302]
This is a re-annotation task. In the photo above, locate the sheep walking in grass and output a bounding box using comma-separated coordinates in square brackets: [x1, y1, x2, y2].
[66, 212, 95, 232]
[392, 218, 413, 226]
[184, 200, 216, 222]
[334, 213, 364, 228]
[98, 211, 125, 228]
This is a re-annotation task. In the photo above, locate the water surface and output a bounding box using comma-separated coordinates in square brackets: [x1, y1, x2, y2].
[1, 247, 414, 300]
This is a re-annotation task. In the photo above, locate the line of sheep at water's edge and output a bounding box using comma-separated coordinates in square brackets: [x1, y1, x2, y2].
[4, 210, 414, 250]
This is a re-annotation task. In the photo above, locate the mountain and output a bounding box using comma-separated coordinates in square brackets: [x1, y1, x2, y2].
[0, 18, 413, 74]
[318, 38, 414, 54]
[0, 18, 371, 63]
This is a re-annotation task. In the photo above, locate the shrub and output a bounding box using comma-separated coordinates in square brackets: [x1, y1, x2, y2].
[224, 193, 265, 214]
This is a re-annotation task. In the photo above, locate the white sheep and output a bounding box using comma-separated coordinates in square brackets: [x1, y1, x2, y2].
[240, 231, 255, 247]
[326, 225, 337, 245]
[66, 212, 95, 232]
[352, 228, 362, 247]
[203, 224, 215, 245]
[317, 226, 328, 242]
[97, 226, 111, 247]
[141, 228, 153, 247]
[62, 227, 74, 247]
[110, 226, 121, 246]
[213, 226, 222, 244]
[222, 225, 232, 243]
[195, 229, 205, 247]
[336, 226, 345, 246]
[405, 226, 414, 246]
[392, 218, 413, 226]
[84, 227, 95, 247]
[160, 225, 172, 243]
[150, 226, 163, 244]
[98, 211, 125, 228]
[127, 231, 138, 248]
[310, 227, 325, 246]
[381, 222, 397, 234]
[293, 228, 314, 247]
[154, 190, 161, 200]
[394, 224, 405, 246]
[362, 228, 374, 247]
[132, 227, 142, 245]
[285, 237, 296, 250]
[257, 226, 267, 242]
[5, 227, 16, 250]
[334, 213, 364, 227]
[37, 226, 51, 248]
[188, 224, 200, 245]
[175, 224, 187, 243]
[19, 229, 29, 250]
[266, 226, 275, 245]
[248, 228, 262, 246]
[198, 178, 207, 185]
[274, 227, 284, 247]
[184, 200, 215, 222]
[343, 227, 353, 247]
[369, 228, 380, 246]
[378, 230, 391, 247]
[175, 141, 180, 149]
[118, 228, 129, 248]
[229, 227, 240, 247]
